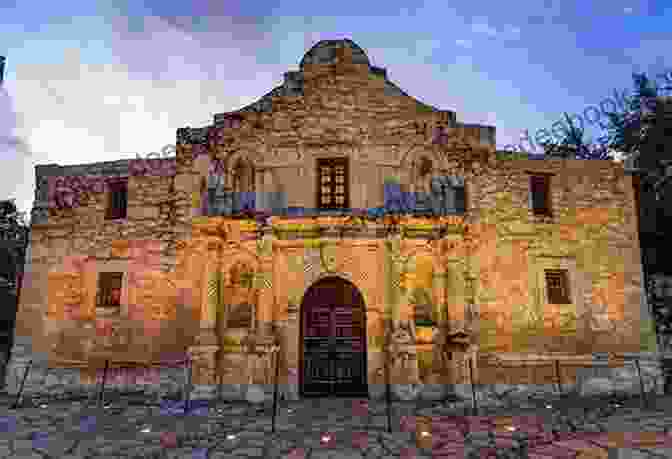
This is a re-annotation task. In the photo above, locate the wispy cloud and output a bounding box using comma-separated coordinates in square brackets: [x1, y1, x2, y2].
[471, 19, 498, 37]
[455, 39, 473, 49]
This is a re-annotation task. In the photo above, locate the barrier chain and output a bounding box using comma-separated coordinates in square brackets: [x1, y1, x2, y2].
[183, 356, 192, 415]
[634, 358, 646, 408]
[11, 359, 32, 409]
[385, 345, 392, 434]
[554, 359, 563, 395]
[468, 357, 478, 415]
[272, 345, 280, 433]
[97, 360, 109, 409]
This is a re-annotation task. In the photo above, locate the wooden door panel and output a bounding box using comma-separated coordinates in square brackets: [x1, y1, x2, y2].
[301, 278, 367, 397]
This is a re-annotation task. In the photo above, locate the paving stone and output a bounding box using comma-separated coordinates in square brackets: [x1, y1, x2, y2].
[3, 395, 672, 458]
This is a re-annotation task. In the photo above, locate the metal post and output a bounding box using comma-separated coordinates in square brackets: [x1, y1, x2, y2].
[0, 56, 5, 87]
[634, 358, 646, 408]
[97, 360, 109, 409]
[183, 356, 192, 415]
[385, 332, 392, 434]
[12, 359, 32, 409]
[272, 347, 280, 434]
[554, 359, 563, 395]
[468, 356, 478, 416]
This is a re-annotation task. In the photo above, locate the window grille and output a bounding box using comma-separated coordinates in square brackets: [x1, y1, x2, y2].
[96, 272, 123, 309]
[317, 158, 349, 209]
[545, 269, 571, 304]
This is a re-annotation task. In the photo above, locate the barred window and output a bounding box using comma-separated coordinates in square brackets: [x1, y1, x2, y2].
[317, 158, 349, 209]
[106, 180, 127, 220]
[96, 272, 123, 309]
[545, 269, 571, 304]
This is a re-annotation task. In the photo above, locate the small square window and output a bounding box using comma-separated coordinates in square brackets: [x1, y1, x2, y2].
[545, 269, 571, 304]
[530, 175, 551, 216]
[96, 272, 123, 309]
[106, 180, 128, 220]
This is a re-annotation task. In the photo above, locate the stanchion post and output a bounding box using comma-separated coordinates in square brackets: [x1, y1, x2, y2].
[554, 359, 563, 395]
[634, 358, 646, 408]
[272, 346, 280, 434]
[98, 360, 109, 409]
[385, 336, 392, 434]
[468, 356, 478, 416]
[183, 356, 192, 415]
[12, 359, 33, 409]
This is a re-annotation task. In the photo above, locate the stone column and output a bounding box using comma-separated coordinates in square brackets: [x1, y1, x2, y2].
[187, 344, 219, 399]
[255, 168, 266, 212]
[256, 261, 273, 328]
[189, 246, 220, 399]
[264, 170, 275, 212]
[432, 267, 447, 323]
[279, 302, 300, 401]
[196, 254, 218, 347]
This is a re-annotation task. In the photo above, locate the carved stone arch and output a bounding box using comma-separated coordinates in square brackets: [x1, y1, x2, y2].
[221, 250, 261, 286]
[398, 141, 440, 169]
[298, 270, 374, 315]
[225, 149, 262, 168]
[298, 273, 369, 396]
[220, 251, 262, 330]
[399, 145, 443, 192]
[223, 151, 258, 190]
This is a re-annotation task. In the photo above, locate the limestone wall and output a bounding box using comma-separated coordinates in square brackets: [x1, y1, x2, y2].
[7, 39, 648, 402]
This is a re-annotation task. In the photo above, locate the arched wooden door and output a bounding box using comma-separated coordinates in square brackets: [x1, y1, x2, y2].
[299, 277, 368, 397]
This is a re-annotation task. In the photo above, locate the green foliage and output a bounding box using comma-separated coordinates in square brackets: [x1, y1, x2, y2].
[207, 270, 221, 311]
[640, 317, 658, 352]
[417, 351, 434, 376]
[415, 104, 434, 113]
[221, 335, 240, 347]
[369, 335, 386, 349]
[496, 150, 528, 161]
[239, 271, 253, 289]
[542, 112, 613, 160]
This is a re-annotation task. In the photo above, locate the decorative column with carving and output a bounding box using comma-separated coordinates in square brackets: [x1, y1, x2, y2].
[188, 238, 222, 398]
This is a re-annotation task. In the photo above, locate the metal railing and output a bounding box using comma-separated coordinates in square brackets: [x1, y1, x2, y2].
[464, 353, 670, 415]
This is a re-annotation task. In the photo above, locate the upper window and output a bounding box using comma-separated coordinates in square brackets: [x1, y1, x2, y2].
[529, 174, 551, 216]
[96, 272, 123, 309]
[545, 269, 571, 304]
[317, 158, 349, 210]
[106, 180, 128, 220]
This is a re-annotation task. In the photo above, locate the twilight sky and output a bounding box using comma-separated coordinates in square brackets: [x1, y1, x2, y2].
[0, 0, 670, 218]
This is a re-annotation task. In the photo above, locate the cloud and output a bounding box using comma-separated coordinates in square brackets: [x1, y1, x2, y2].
[455, 39, 473, 49]
[623, 7, 634, 14]
[506, 26, 521, 38]
[471, 20, 498, 38]
[10, 16, 287, 164]
[413, 39, 442, 59]
[4, 14, 292, 216]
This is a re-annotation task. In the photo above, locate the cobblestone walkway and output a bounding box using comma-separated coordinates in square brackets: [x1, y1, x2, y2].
[0, 393, 671, 458]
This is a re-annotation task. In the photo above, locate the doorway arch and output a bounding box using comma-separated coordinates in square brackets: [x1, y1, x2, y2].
[299, 276, 368, 397]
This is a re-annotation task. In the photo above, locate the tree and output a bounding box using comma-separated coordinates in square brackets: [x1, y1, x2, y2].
[603, 73, 672, 197]
[0, 199, 29, 290]
[541, 112, 614, 160]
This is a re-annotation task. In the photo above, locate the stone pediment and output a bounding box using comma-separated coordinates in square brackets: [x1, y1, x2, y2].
[212, 39, 445, 117]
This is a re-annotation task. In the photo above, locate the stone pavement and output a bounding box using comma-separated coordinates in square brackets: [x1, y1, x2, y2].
[0, 392, 671, 458]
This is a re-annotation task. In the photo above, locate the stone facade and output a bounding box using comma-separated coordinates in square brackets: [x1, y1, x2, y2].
[6, 39, 658, 402]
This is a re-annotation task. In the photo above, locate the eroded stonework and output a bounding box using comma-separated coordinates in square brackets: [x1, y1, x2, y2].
[6, 39, 655, 401]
